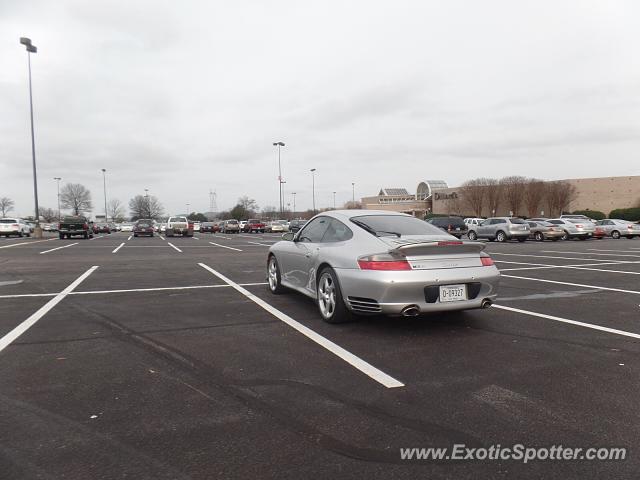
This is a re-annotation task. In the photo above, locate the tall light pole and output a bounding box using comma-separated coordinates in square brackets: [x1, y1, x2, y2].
[53, 177, 62, 221]
[273, 142, 285, 216]
[333, 191, 336, 209]
[20, 37, 41, 237]
[310, 168, 316, 214]
[101, 169, 108, 222]
[144, 189, 150, 218]
[186, 203, 190, 217]
[292, 192, 296, 217]
[352, 182, 355, 205]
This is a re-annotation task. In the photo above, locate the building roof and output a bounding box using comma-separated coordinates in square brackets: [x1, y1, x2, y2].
[379, 188, 410, 196]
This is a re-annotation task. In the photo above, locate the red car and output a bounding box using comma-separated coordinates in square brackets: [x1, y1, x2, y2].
[593, 226, 606, 239]
[243, 219, 266, 233]
[133, 219, 154, 237]
[200, 222, 217, 233]
[92, 223, 111, 234]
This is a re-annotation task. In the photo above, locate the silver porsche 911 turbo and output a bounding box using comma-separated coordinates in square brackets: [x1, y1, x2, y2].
[267, 210, 500, 323]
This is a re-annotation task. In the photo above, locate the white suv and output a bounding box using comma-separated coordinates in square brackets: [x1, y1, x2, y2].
[0, 218, 32, 237]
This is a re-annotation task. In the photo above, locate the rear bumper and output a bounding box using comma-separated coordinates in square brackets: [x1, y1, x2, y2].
[336, 266, 500, 315]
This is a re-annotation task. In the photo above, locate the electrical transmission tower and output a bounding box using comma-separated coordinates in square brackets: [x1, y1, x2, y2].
[209, 189, 217, 213]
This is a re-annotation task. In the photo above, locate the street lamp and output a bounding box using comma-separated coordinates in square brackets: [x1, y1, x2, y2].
[20, 37, 41, 237]
[333, 191, 336, 209]
[53, 177, 62, 221]
[310, 168, 316, 213]
[101, 169, 108, 222]
[292, 192, 296, 216]
[186, 203, 190, 217]
[352, 182, 355, 205]
[273, 142, 285, 216]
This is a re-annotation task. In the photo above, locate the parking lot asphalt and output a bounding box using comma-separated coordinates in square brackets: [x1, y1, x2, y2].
[1, 232, 639, 479]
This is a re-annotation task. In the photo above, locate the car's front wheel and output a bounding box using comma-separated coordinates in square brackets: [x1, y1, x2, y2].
[561, 231, 570, 241]
[612, 230, 620, 239]
[467, 231, 477, 241]
[267, 255, 286, 294]
[317, 267, 351, 324]
[496, 231, 507, 242]
[534, 232, 544, 242]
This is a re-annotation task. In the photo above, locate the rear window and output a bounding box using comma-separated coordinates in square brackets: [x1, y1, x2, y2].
[430, 217, 466, 227]
[509, 218, 527, 224]
[62, 217, 84, 223]
[568, 219, 588, 224]
[137, 222, 151, 227]
[170, 217, 187, 223]
[227, 220, 238, 224]
[0, 219, 19, 223]
[351, 215, 443, 237]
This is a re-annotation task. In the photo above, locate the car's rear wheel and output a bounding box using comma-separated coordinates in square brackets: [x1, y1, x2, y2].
[496, 231, 507, 242]
[612, 230, 620, 239]
[317, 267, 351, 324]
[267, 255, 286, 294]
[626, 236, 634, 239]
[534, 232, 544, 241]
[467, 231, 477, 241]
[561, 231, 570, 241]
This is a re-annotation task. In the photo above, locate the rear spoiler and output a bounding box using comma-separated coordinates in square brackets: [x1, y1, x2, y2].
[390, 240, 486, 256]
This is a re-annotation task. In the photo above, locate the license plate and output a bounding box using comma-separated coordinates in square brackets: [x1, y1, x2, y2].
[439, 284, 467, 302]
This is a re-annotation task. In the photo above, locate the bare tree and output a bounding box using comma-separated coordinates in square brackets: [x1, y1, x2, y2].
[459, 179, 486, 217]
[129, 195, 164, 220]
[60, 183, 93, 215]
[108, 199, 126, 222]
[0, 197, 15, 217]
[500, 176, 527, 216]
[524, 179, 546, 217]
[343, 201, 363, 209]
[39, 207, 57, 222]
[484, 178, 502, 217]
[546, 181, 577, 217]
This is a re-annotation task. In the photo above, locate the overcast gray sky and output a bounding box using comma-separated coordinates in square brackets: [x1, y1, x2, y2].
[2, 0, 639, 217]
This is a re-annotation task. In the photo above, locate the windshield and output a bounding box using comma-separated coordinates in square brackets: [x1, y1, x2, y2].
[351, 215, 444, 237]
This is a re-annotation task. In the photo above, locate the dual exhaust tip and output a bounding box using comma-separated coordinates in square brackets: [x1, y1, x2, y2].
[400, 298, 493, 317]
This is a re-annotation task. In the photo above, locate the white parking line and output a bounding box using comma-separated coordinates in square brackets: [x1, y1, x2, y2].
[89, 235, 103, 241]
[193, 237, 199, 240]
[0, 266, 99, 353]
[209, 242, 242, 252]
[0, 282, 269, 299]
[158, 235, 165, 240]
[0, 238, 57, 249]
[542, 250, 640, 258]
[39, 242, 78, 254]
[248, 241, 272, 247]
[112, 243, 125, 254]
[496, 259, 640, 274]
[127, 235, 133, 241]
[501, 274, 640, 295]
[490, 252, 627, 263]
[587, 248, 640, 253]
[494, 304, 640, 340]
[198, 263, 404, 389]
[168, 242, 182, 252]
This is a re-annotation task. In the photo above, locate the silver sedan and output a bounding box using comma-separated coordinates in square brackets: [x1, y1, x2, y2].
[596, 219, 640, 239]
[267, 210, 500, 323]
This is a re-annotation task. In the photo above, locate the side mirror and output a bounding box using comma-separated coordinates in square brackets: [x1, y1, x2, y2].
[282, 232, 295, 242]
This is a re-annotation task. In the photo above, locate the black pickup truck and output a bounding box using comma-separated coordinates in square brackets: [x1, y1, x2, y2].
[59, 216, 94, 239]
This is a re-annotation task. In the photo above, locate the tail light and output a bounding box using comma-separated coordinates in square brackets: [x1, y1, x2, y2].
[358, 254, 411, 271]
[575, 224, 583, 228]
[12, 224, 19, 228]
[481, 256, 494, 266]
[628, 225, 634, 230]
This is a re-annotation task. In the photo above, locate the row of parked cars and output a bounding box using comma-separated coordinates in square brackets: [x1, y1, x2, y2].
[426, 214, 640, 242]
[197, 219, 308, 234]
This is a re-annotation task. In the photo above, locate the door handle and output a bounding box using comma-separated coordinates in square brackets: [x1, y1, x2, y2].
[305, 253, 312, 258]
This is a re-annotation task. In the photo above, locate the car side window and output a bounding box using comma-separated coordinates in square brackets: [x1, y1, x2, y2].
[321, 219, 353, 243]
[298, 217, 330, 243]
[548, 220, 561, 225]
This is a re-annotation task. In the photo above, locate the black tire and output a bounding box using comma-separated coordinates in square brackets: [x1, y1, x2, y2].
[267, 255, 287, 294]
[83, 232, 89, 239]
[316, 267, 352, 324]
[59, 233, 64, 239]
[134, 233, 138, 237]
[496, 231, 507, 242]
[18, 232, 23, 238]
[578, 236, 587, 241]
[517, 237, 527, 242]
[611, 230, 620, 239]
[467, 231, 478, 241]
[561, 231, 570, 241]
[534, 232, 544, 242]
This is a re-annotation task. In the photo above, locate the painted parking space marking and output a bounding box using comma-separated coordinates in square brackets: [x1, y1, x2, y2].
[0, 238, 57, 249]
[112, 243, 126, 254]
[501, 274, 640, 295]
[0, 266, 99, 354]
[542, 250, 640, 258]
[198, 263, 404, 389]
[494, 304, 640, 340]
[490, 252, 627, 263]
[209, 242, 242, 252]
[0, 282, 269, 299]
[496, 259, 640, 274]
[168, 242, 183, 253]
[40, 242, 78, 255]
